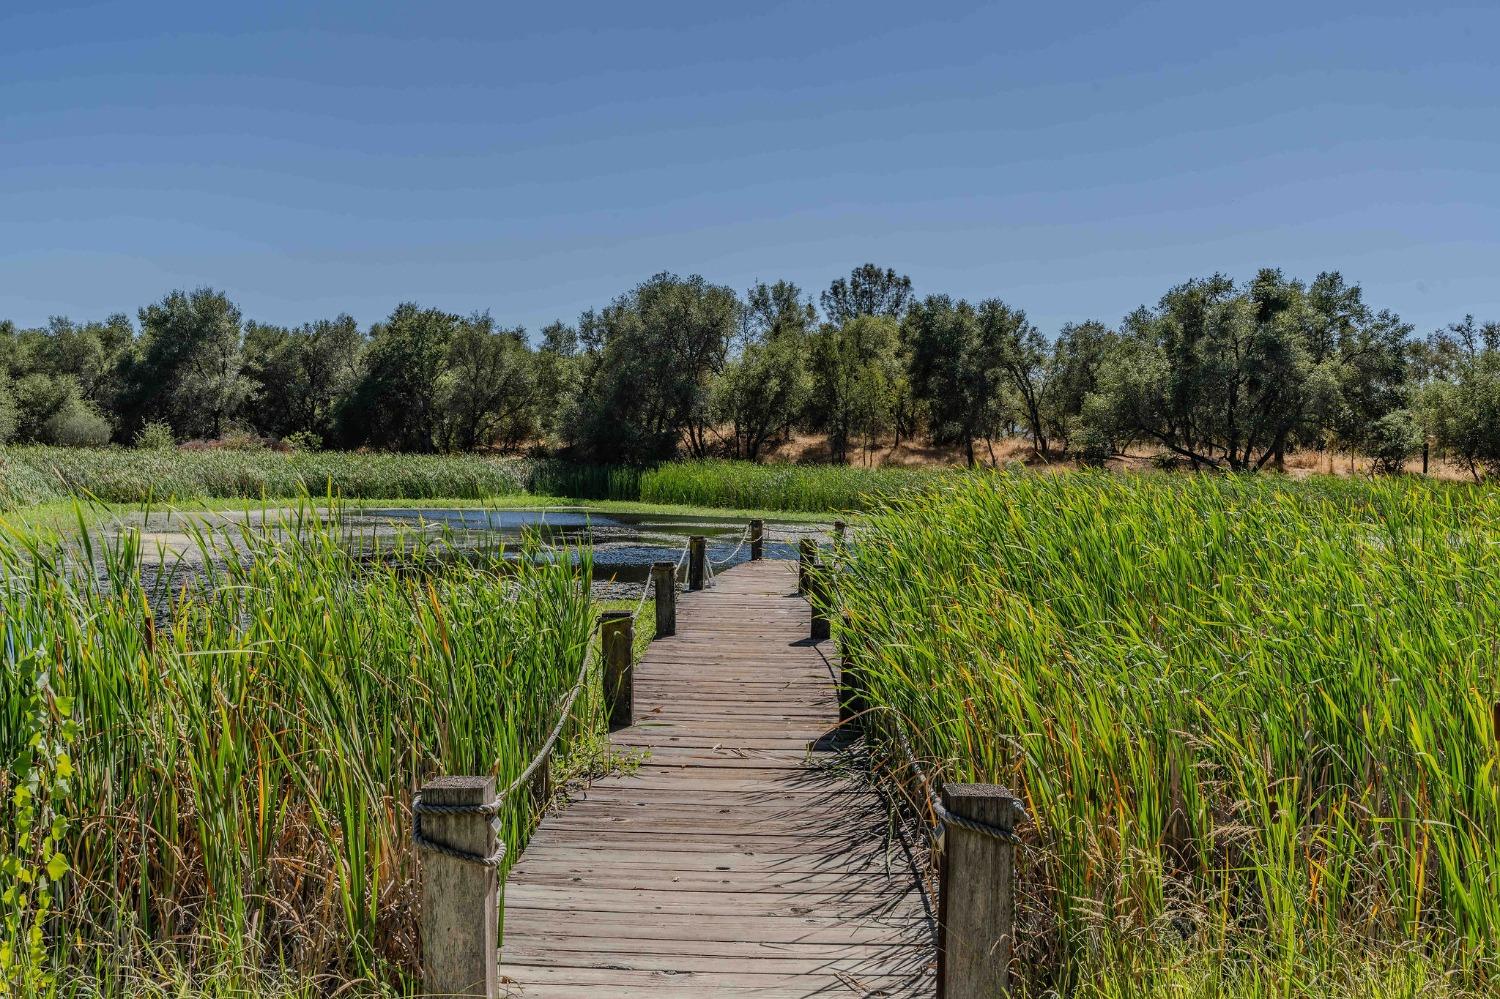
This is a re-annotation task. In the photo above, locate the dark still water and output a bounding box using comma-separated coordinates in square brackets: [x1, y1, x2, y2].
[347, 508, 821, 594]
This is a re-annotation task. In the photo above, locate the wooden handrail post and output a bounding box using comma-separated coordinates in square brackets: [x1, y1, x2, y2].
[688, 536, 707, 591]
[937, 784, 1026, 999]
[650, 561, 677, 639]
[749, 519, 764, 560]
[838, 611, 865, 727]
[600, 610, 634, 730]
[833, 519, 846, 553]
[418, 776, 499, 998]
[797, 538, 816, 593]
[807, 562, 830, 641]
[529, 749, 552, 817]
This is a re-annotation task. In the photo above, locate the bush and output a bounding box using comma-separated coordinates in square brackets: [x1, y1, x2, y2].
[40, 398, 111, 448]
[133, 421, 175, 450]
[282, 429, 323, 452]
[1367, 408, 1423, 475]
[1070, 417, 1113, 467]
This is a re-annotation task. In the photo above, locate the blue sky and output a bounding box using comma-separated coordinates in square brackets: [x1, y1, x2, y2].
[2, 1, 1497, 338]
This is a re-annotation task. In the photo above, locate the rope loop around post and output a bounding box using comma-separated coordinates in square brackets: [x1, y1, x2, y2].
[887, 706, 1022, 847]
[412, 794, 508, 867]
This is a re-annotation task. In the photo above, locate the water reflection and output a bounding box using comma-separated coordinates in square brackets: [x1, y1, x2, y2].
[355, 508, 810, 588]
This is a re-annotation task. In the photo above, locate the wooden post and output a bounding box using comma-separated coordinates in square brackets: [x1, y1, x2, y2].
[418, 776, 498, 998]
[651, 560, 677, 639]
[529, 750, 551, 817]
[749, 519, 764, 561]
[937, 784, 1026, 999]
[838, 612, 864, 727]
[807, 562, 830, 641]
[688, 536, 707, 591]
[798, 538, 816, 593]
[600, 610, 634, 730]
[833, 520, 846, 553]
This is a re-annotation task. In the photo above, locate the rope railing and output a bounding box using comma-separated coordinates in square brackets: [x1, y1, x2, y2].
[414, 534, 695, 866]
[887, 711, 1020, 846]
[708, 524, 751, 567]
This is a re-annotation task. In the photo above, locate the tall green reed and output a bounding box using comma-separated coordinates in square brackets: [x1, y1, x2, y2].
[832, 472, 1500, 995]
[639, 459, 955, 512]
[0, 447, 529, 508]
[0, 504, 598, 992]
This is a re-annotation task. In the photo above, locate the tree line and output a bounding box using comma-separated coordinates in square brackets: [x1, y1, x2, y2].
[2, 265, 1498, 477]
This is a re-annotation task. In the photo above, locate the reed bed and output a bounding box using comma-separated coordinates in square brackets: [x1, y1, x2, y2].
[525, 460, 643, 501]
[0, 508, 598, 994]
[831, 472, 1500, 997]
[0, 446, 530, 507]
[638, 459, 954, 512]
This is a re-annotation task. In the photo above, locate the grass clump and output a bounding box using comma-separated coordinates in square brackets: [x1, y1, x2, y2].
[0, 507, 598, 993]
[639, 459, 955, 512]
[832, 471, 1500, 995]
[0, 446, 529, 507]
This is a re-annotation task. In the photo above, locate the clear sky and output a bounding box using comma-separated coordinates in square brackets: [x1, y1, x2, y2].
[2, 0, 1497, 339]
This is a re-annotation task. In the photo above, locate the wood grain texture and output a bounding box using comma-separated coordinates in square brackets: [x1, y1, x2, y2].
[499, 559, 934, 998]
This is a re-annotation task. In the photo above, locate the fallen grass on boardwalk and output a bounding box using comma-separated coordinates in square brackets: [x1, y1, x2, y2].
[832, 472, 1500, 997]
[0, 505, 601, 994]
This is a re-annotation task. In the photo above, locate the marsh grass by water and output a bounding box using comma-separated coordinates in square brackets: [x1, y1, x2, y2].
[832, 472, 1500, 997]
[0, 505, 606, 994]
[0, 446, 955, 516]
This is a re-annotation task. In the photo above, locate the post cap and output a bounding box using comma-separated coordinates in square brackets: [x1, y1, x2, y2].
[940, 783, 1027, 829]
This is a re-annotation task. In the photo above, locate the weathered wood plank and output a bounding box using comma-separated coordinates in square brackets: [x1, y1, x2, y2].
[499, 559, 933, 997]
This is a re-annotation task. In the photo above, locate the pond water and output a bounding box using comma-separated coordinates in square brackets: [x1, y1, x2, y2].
[354, 508, 817, 595]
[122, 506, 828, 601]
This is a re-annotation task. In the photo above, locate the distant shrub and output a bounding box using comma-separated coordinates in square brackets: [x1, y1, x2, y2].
[134, 421, 175, 450]
[216, 429, 272, 451]
[283, 430, 323, 452]
[1368, 409, 1423, 475]
[1071, 417, 1113, 467]
[40, 399, 112, 448]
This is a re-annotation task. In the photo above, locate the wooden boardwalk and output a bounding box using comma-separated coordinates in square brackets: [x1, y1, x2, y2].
[499, 558, 934, 998]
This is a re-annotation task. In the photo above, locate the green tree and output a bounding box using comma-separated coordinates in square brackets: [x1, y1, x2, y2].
[711, 281, 816, 459]
[807, 315, 901, 464]
[435, 314, 537, 452]
[533, 321, 582, 448]
[338, 303, 458, 451]
[563, 273, 738, 463]
[1044, 320, 1117, 451]
[905, 296, 997, 466]
[1421, 316, 1500, 480]
[244, 315, 364, 441]
[978, 298, 1051, 457]
[712, 337, 810, 460]
[127, 289, 251, 440]
[1084, 272, 1408, 471]
[820, 264, 913, 326]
